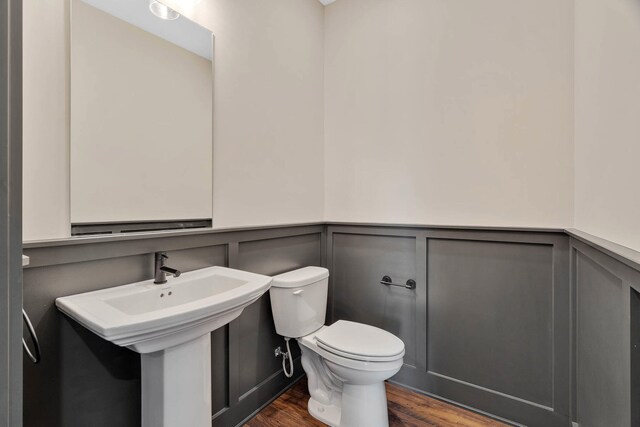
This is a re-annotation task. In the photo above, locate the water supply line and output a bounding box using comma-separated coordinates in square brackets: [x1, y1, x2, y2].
[283, 338, 294, 378]
[275, 337, 294, 378]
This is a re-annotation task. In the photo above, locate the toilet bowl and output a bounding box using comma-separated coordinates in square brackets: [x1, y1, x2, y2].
[269, 267, 405, 427]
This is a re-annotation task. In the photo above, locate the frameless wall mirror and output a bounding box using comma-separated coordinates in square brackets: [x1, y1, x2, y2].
[70, 0, 213, 235]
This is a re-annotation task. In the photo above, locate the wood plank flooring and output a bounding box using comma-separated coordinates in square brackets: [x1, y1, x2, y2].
[244, 378, 510, 427]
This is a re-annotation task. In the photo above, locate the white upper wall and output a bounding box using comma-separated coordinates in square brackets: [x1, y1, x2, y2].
[324, 0, 575, 228]
[180, 0, 325, 229]
[23, 0, 325, 240]
[574, 0, 640, 252]
[27, 0, 639, 252]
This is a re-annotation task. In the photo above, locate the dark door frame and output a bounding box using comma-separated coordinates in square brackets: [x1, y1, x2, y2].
[0, 0, 22, 425]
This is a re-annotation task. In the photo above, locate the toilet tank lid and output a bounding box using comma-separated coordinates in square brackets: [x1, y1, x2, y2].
[271, 267, 329, 288]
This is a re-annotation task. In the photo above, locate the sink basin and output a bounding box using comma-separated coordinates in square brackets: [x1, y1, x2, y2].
[56, 266, 272, 427]
[56, 266, 271, 353]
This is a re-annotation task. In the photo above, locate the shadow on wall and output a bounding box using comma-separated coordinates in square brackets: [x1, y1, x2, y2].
[60, 317, 141, 426]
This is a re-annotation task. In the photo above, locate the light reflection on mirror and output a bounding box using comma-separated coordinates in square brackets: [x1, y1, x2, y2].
[149, 1, 181, 21]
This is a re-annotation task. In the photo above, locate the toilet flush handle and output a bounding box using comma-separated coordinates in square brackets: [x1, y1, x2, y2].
[292, 289, 304, 296]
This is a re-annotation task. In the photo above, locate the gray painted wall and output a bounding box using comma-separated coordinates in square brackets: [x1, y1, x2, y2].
[21, 224, 640, 427]
[571, 238, 640, 427]
[327, 226, 570, 427]
[631, 288, 640, 427]
[0, 0, 23, 425]
[22, 225, 322, 427]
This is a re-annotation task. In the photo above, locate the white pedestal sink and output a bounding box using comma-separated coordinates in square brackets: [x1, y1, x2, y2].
[56, 266, 272, 427]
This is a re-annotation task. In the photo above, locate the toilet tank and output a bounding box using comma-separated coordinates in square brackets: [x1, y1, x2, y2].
[269, 267, 329, 338]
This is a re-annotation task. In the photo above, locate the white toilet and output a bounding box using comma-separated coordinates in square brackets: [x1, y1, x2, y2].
[269, 267, 405, 427]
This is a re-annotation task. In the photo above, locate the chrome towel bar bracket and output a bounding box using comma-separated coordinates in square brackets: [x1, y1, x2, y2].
[22, 309, 41, 364]
[380, 275, 416, 290]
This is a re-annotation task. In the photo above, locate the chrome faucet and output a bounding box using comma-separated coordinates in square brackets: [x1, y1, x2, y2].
[154, 252, 181, 284]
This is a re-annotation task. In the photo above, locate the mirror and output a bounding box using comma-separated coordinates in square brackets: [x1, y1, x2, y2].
[70, 0, 213, 235]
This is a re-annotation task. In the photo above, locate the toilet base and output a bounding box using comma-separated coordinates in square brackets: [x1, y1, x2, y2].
[299, 333, 399, 427]
[307, 382, 390, 427]
[339, 382, 389, 427]
[308, 397, 341, 427]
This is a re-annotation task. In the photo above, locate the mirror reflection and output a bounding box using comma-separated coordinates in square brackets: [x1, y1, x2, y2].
[70, 0, 213, 234]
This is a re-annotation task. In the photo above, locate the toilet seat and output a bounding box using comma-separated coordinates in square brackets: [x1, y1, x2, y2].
[315, 320, 405, 362]
[316, 343, 403, 363]
[299, 321, 405, 373]
[300, 334, 404, 373]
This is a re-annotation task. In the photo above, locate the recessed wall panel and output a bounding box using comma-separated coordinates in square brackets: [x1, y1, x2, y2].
[631, 288, 640, 427]
[331, 233, 417, 367]
[235, 234, 322, 397]
[164, 245, 227, 273]
[576, 253, 628, 427]
[237, 233, 322, 276]
[427, 239, 554, 407]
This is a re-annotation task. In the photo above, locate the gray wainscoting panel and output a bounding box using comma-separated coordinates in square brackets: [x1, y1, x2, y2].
[327, 226, 570, 427]
[23, 245, 228, 427]
[428, 239, 554, 407]
[213, 233, 321, 426]
[24, 222, 640, 427]
[575, 252, 628, 427]
[330, 232, 418, 367]
[236, 233, 322, 276]
[423, 232, 569, 427]
[164, 245, 228, 272]
[571, 238, 640, 427]
[631, 288, 640, 427]
[211, 325, 229, 417]
[22, 225, 323, 427]
[235, 235, 321, 397]
[23, 255, 151, 427]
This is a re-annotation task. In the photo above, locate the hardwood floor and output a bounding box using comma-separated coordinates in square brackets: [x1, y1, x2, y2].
[244, 378, 510, 427]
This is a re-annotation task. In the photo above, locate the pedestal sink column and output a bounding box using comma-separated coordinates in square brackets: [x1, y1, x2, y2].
[141, 334, 212, 427]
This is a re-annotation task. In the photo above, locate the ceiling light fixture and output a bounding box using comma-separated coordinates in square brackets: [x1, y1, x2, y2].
[149, 0, 180, 21]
